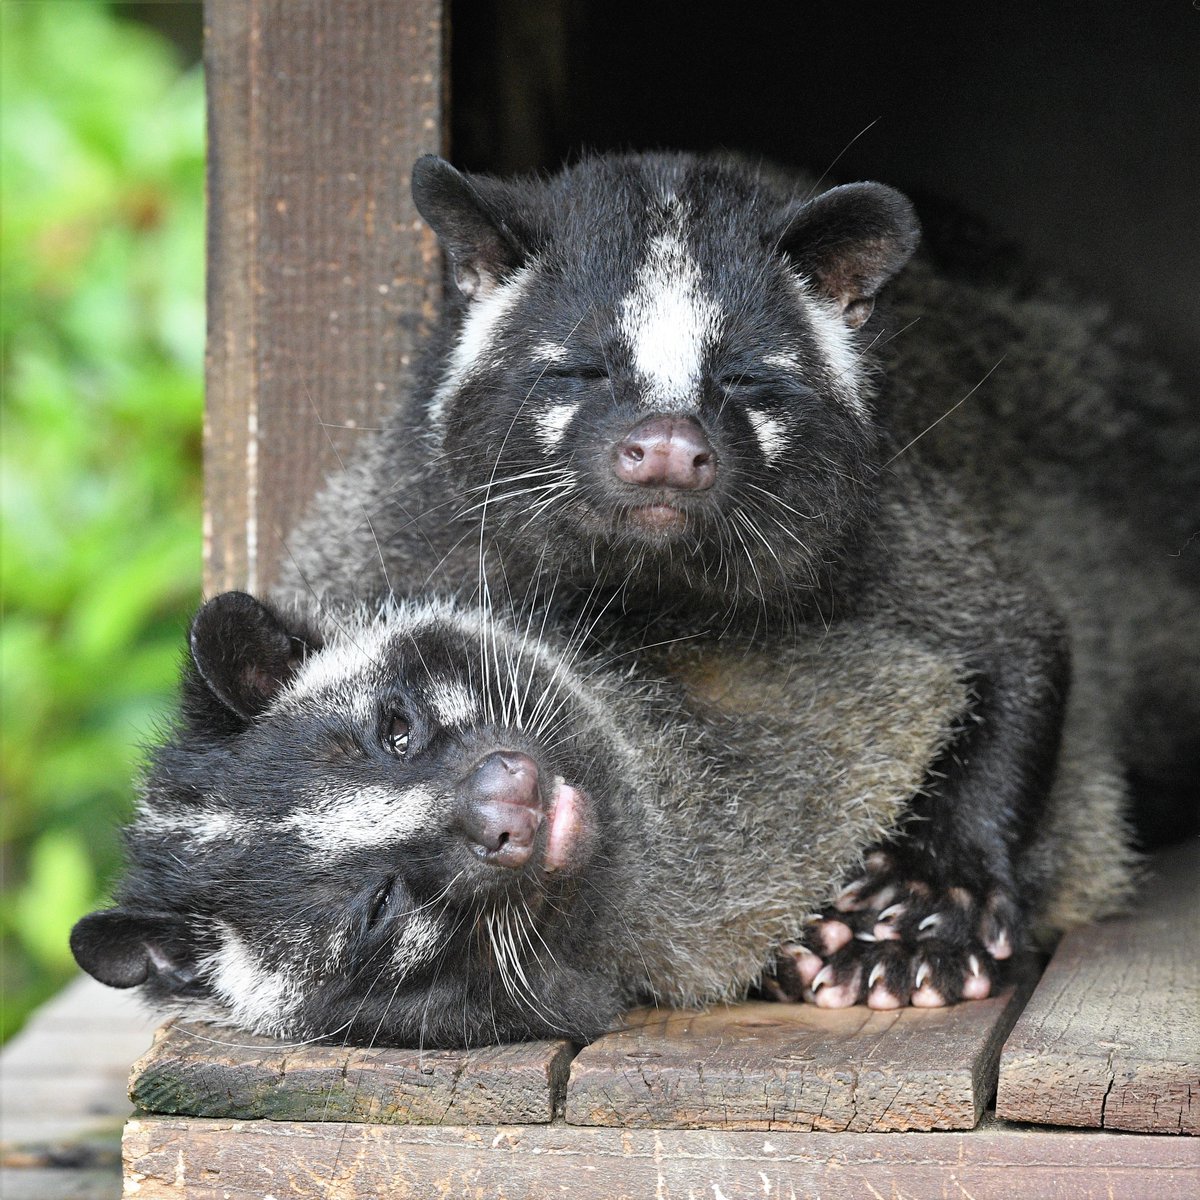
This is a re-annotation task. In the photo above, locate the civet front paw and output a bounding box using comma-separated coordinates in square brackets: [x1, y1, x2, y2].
[765, 851, 1019, 1009]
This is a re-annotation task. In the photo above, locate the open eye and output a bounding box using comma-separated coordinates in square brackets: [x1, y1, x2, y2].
[385, 715, 410, 758]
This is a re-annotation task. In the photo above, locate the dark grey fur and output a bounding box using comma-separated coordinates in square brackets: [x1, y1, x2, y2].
[71, 591, 977, 1044]
[270, 152, 1195, 999]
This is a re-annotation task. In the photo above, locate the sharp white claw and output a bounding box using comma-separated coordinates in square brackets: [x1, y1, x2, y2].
[986, 928, 1014, 960]
[968, 954, 982, 977]
[868, 962, 886, 989]
[877, 903, 904, 923]
[918, 913, 942, 932]
[915, 961, 931, 989]
[811, 965, 835, 992]
[855, 931, 878, 942]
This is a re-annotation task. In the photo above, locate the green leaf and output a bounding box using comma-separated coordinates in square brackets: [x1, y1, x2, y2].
[12, 829, 97, 971]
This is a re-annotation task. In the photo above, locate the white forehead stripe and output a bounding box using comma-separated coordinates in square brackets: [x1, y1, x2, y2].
[763, 351, 803, 372]
[788, 274, 867, 419]
[426, 678, 479, 727]
[204, 925, 303, 1036]
[531, 340, 569, 364]
[747, 408, 787, 464]
[281, 622, 395, 726]
[534, 400, 580, 450]
[286, 785, 438, 854]
[428, 266, 534, 429]
[619, 212, 722, 411]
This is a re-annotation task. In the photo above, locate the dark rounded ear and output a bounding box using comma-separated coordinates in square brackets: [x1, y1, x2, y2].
[771, 182, 920, 329]
[189, 591, 314, 722]
[411, 155, 532, 301]
[70, 909, 199, 991]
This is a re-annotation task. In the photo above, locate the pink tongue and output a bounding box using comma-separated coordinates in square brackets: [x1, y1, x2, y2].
[544, 780, 585, 872]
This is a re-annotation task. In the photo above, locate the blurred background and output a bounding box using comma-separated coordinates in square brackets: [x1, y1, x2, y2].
[1, 0, 204, 1040]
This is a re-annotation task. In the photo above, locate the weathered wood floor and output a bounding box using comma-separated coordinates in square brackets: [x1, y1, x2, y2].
[0, 977, 158, 1200]
[2, 846, 1195, 1198]
[997, 841, 1199, 1134]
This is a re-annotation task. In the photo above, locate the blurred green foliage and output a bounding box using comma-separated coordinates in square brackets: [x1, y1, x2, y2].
[1, 1, 204, 1039]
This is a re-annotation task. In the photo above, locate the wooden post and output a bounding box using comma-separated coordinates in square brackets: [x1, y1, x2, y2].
[202, 0, 445, 596]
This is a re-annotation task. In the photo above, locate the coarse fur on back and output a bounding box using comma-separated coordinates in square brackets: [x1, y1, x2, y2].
[274, 150, 1196, 1006]
[73, 592, 980, 1046]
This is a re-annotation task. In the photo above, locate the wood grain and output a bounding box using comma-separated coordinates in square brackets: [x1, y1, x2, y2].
[204, 0, 444, 595]
[997, 841, 1199, 1134]
[122, 1114, 1200, 1200]
[128, 1020, 573, 1126]
[566, 981, 1034, 1133]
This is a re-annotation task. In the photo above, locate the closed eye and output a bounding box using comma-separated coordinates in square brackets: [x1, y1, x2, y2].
[717, 371, 768, 390]
[366, 877, 396, 930]
[719, 371, 816, 401]
[541, 363, 609, 382]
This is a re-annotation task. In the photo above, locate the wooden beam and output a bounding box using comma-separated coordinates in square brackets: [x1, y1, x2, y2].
[122, 1115, 1200, 1200]
[128, 1021, 572, 1125]
[203, 0, 445, 595]
[997, 841, 1199, 1134]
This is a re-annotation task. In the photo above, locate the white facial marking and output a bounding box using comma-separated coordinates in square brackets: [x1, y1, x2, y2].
[393, 912, 442, 975]
[534, 400, 580, 450]
[326, 926, 349, 968]
[425, 678, 479, 727]
[428, 265, 534, 429]
[531, 340, 569, 364]
[746, 408, 788, 464]
[286, 785, 438, 855]
[619, 210, 722, 411]
[763, 351, 803, 373]
[278, 623, 395, 725]
[788, 274, 867, 419]
[204, 924, 303, 1035]
[133, 802, 245, 844]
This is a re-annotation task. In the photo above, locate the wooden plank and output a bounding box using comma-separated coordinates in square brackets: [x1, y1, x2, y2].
[565, 981, 1034, 1133]
[0, 1166, 122, 1200]
[997, 841, 1200, 1134]
[122, 1114, 1200, 1200]
[128, 1021, 573, 1125]
[203, 0, 445, 594]
[2, 1031, 159, 1082]
[0, 977, 154, 1125]
[0, 976, 153, 1199]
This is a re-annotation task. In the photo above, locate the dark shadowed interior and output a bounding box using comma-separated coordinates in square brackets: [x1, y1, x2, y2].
[451, 0, 1199, 397]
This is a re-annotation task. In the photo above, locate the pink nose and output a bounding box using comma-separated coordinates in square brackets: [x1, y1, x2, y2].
[461, 752, 543, 869]
[613, 415, 717, 491]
